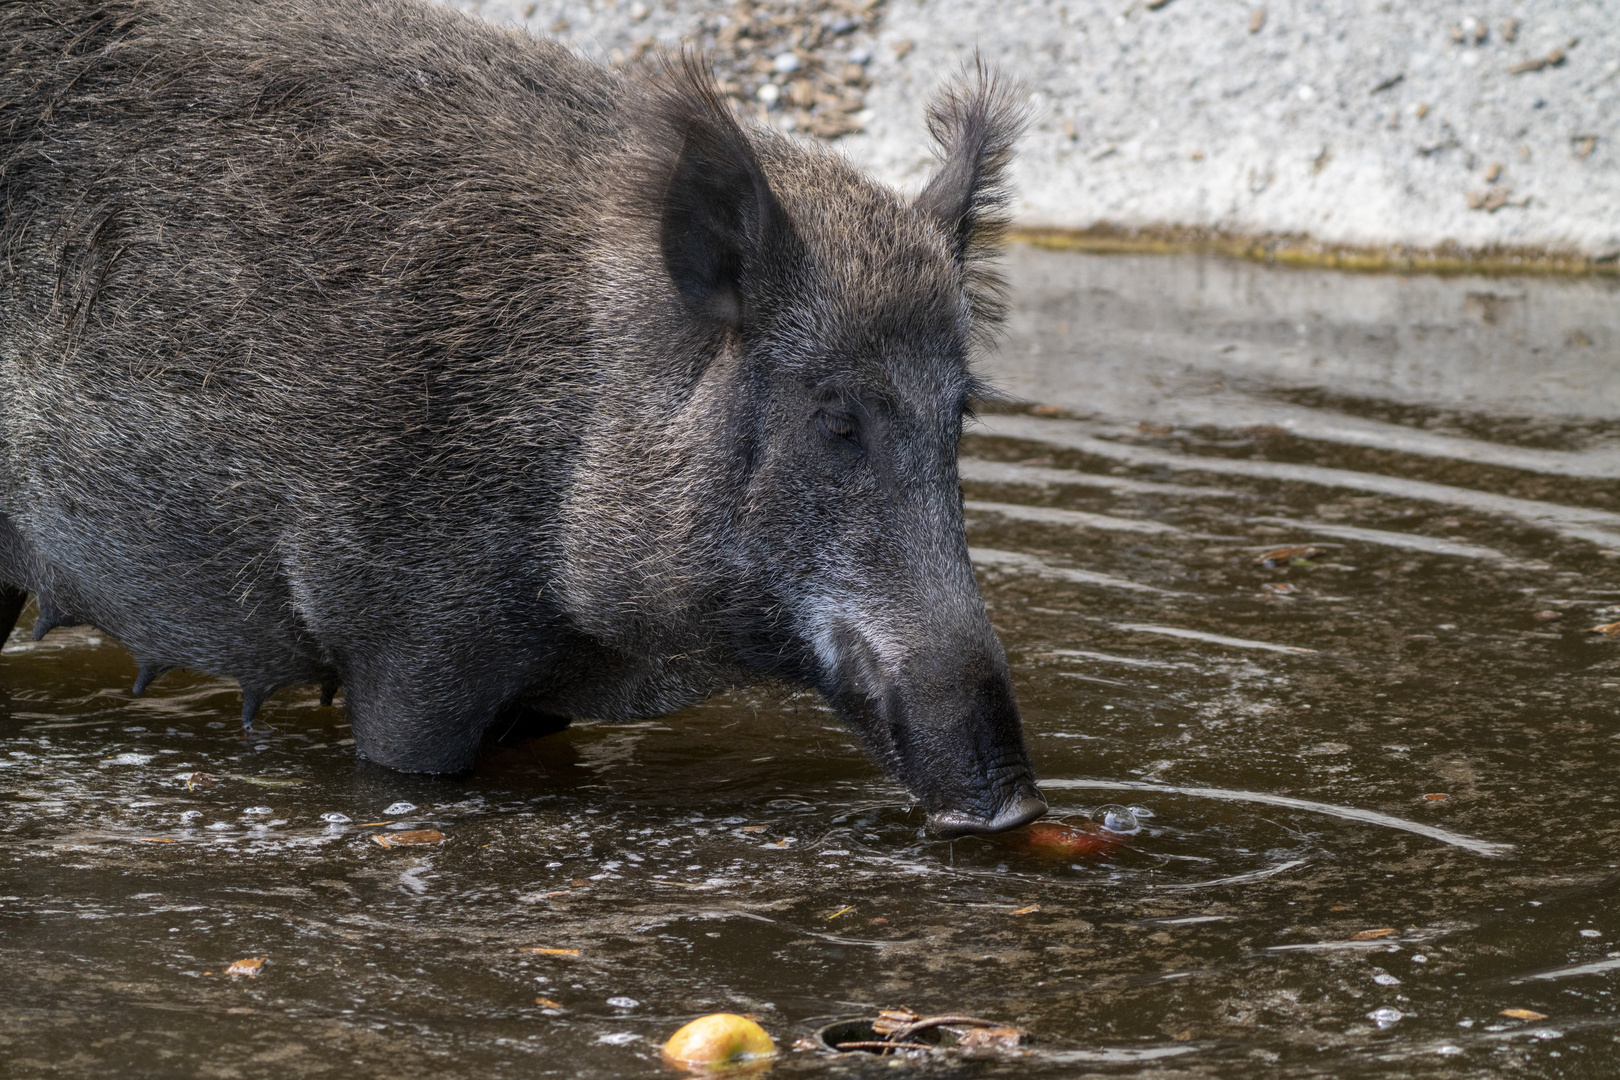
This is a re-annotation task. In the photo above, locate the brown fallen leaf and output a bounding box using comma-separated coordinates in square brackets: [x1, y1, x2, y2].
[1173, 1029, 1195, 1041]
[569, 878, 588, 887]
[1011, 904, 1042, 915]
[956, 1026, 1025, 1051]
[522, 948, 580, 956]
[225, 956, 267, 977]
[1253, 545, 1326, 567]
[1423, 793, 1449, 802]
[140, 837, 176, 843]
[1352, 928, 1397, 940]
[186, 772, 217, 791]
[1587, 621, 1620, 637]
[1030, 404, 1065, 417]
[871, 1007, 922, 1036]
[372, 829, 445, 848]
[355, 820, 392, 827]
[1330, 904, 1351, 912]
[1501, 1008, 1547, 1021]
[739, 825, 767, 833]
[535, 996, 564, 1008]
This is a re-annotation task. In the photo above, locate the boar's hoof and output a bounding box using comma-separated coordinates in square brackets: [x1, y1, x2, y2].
[927, 793, 1048, 838]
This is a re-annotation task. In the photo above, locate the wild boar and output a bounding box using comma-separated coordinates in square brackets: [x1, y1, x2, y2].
[0, 0, 1045, 834]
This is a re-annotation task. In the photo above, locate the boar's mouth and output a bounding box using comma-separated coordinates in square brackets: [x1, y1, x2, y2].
[926, 793, 1048, 838]
[821, 626, 1046, 837]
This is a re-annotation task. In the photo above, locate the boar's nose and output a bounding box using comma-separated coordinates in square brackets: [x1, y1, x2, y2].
[926, 791, 1047, 838]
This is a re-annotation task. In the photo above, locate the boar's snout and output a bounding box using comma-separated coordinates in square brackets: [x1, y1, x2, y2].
[927, 793, 1049, 838]
[821, 616, 1046, 836]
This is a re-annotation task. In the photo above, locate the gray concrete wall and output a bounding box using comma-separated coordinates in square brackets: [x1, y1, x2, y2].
[446, 0, 1619, 259]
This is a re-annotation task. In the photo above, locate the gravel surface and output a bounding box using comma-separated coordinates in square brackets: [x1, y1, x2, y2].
[445, 0, 1617, 259]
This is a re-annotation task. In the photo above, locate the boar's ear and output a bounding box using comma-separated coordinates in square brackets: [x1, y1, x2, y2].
[914, 60, 1026, 332]
[652, 55, 789, 330]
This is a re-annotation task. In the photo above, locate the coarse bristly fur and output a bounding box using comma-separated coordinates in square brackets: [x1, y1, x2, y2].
[0, 0, 1045, 834]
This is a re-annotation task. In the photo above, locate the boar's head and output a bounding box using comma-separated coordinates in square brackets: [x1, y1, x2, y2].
[566, 59, 1043, 836]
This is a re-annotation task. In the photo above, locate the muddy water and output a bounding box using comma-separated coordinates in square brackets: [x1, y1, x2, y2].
[4, 248, 1620, 1079]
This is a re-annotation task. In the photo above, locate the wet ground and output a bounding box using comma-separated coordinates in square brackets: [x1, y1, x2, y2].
[4, 247, 1620, 1079]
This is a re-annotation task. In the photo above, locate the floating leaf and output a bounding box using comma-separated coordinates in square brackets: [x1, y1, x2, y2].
[225, 957, 266, 978]
[1253, 545, 1327, 567]
[1352, 928, 1397, 941]
[1500, 1008, 1547, 1021]
[371, 829, 444, 848]
[522, 948, 580, 956]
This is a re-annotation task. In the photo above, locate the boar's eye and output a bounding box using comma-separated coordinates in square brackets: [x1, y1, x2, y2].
[818, 411, 861, 451]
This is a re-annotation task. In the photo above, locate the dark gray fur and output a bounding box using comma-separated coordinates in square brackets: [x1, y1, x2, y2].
[0, 0, 1044, 834]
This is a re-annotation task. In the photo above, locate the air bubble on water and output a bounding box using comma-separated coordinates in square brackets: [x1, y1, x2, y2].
[206, 822, 232, 831]
[1436, 1045, 1464, 1056]
[1126, 805, 1155, 819]
[606, 996, 639, 1009]
[382, 802, 416, 815]
[321, 813, 351, 824]
[1368, 1007, 1402, 1028]
[1373, 973, 1401, 986]
[598, 1032, 637, 1045]
[1091, 804, 1141, 835]
[179, 810, 203, 824]
[244, 806, 273, 815]
[1580, 929, 1601, 938]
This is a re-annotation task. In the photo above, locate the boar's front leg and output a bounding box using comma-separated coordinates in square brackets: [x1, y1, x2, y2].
[0, 586, 27, 645]
[338, 654, 512, 774]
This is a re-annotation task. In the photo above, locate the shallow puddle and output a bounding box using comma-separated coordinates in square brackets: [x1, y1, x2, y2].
[4, 248, 1620, 1078]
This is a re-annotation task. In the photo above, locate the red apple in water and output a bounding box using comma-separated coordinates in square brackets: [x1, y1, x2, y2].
[1000, 818, 1123, 860]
